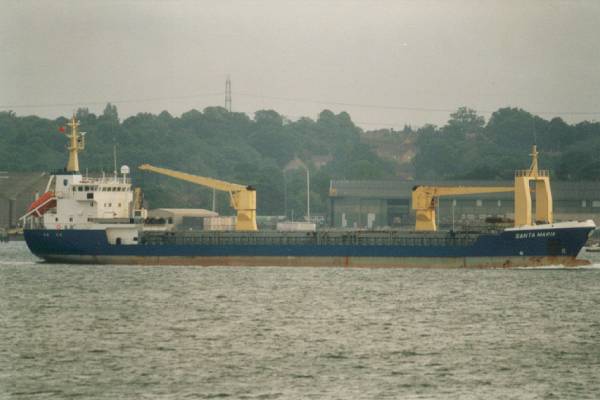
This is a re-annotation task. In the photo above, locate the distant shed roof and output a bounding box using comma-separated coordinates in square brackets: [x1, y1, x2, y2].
[148, 208, 218, 218]
[0, 172, 48, 198]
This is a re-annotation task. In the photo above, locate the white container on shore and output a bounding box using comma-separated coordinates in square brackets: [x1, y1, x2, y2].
[276, 221, 316, 232]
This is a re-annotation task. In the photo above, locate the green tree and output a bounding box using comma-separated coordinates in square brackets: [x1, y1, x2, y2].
[444, 107, 485, 138]
[101, 103, 119, 124]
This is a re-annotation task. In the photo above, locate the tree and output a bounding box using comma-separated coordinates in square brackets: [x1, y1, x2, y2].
[255, 110, 283, 127]
[444, 107, 485, 138]
[485, 107, 537, 148]
[4, 105, 599, 214]
[101, 103, 119, 124]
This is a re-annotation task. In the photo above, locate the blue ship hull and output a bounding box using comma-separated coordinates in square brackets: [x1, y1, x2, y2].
[23, 223, 595, 268]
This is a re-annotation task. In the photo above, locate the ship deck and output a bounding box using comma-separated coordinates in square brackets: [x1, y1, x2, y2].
[141, 229, 483, 247]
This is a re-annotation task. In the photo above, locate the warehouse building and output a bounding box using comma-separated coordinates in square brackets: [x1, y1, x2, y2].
[0, 172, 49, 228]
[329, 180, 600, 229]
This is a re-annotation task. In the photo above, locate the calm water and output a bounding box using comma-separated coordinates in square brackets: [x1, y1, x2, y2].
[1, 242, 600, 399]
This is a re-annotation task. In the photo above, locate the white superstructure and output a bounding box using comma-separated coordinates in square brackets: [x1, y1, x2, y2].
[44, 171, 134, 229]
[20, 116, 150, 245]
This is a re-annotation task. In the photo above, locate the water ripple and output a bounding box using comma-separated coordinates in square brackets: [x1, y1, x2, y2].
[1, 242, 600, 399]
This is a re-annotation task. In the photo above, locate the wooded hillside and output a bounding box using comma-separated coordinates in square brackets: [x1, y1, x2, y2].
[2, 105, 599, 216]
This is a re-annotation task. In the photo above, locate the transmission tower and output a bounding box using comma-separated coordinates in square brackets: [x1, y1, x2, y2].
[225, 75, 232, 112]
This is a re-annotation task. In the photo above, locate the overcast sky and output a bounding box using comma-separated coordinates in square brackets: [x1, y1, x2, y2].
[2, 0, 599, 129]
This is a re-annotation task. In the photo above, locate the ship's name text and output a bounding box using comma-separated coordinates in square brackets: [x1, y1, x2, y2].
[515, 231, 556, 239]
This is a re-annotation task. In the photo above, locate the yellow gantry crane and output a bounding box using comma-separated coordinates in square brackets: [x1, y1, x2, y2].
[138, 164, 257, 231]
[412, 145, 553, 231]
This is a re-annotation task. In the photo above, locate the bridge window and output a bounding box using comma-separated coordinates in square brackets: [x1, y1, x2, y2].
[476, 200, 482, 207]
[63, 179, 68, 186]
[593, 201, 600, 208]
[582, 200, 587, 208]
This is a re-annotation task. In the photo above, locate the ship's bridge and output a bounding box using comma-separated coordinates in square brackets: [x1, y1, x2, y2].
[70, 179, 132, 193]
[43, 173, 135, 229]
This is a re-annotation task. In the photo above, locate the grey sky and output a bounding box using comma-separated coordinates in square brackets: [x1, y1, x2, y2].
[2, 0, 599, 129]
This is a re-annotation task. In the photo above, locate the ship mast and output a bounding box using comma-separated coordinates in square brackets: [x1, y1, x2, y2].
[514, 144, 553, 226]
[65, 116, 85, 172]
[528, 144, 539, 177]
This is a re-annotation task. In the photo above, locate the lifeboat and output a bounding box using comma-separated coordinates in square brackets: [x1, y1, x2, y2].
[27, 191, 56, 217]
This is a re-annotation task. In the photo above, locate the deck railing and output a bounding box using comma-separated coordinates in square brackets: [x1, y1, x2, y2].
[141, 230, 479, 247]
[515, 169, 549, 177]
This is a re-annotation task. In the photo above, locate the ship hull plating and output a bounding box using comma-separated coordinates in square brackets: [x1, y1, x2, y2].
[24, 223, 594, 268]
[33, 254, 589, 268]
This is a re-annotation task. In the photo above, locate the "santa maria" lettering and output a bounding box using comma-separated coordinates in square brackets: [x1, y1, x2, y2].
[515, 231, 556, 239]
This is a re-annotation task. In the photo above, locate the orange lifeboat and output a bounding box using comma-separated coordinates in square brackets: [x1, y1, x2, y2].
[27, 191, 57, 217]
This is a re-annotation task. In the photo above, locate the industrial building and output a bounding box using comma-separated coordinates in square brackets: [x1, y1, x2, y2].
[329, 180, 600, 229]
[0, 172, 49, 228]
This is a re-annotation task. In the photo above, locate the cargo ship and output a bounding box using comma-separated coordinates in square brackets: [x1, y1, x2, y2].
[22, 117, 595, 268]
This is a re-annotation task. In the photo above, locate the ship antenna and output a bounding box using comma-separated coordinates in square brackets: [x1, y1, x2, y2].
[529, 145, 539, 177]
[113, 142, 118, 178]
[529, 118, 538, 177]
[532, 117, 537, 146]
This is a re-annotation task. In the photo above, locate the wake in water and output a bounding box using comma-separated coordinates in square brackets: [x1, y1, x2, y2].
[0, 260, 38, 266]
[517, 263, 600, 270]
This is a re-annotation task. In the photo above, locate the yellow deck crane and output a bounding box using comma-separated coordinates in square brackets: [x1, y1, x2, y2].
[412, 145, 553, 232]
[412, 185, 515, 231]
[138, 164, 257, 231]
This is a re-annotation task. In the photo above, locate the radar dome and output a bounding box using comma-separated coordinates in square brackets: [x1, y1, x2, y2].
[120, 165, 130, 175]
